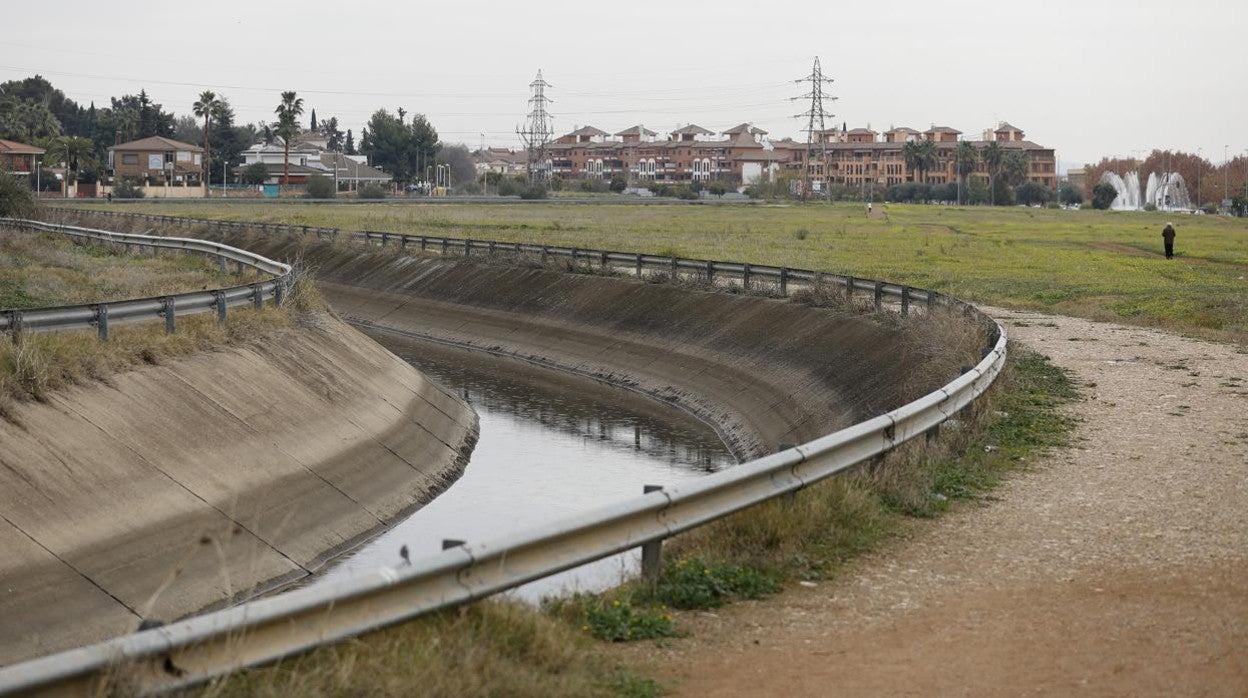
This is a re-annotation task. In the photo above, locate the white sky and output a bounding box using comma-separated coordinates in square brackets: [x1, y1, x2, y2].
[3, 0, 1245, 167]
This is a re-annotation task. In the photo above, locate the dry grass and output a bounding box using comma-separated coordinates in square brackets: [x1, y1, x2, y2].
[0, 227, 321, 412]
[176, 601, 657, 698]
[0, 228, 262, 309]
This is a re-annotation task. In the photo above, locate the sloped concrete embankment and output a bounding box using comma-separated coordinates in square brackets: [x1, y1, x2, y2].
[0, 314, 477, 665]
[203, 230, 948, 461]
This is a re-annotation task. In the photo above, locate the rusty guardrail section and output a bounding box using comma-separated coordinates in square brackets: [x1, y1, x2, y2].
[0, 218, 292, 339]
[0, 210, 1006, 696]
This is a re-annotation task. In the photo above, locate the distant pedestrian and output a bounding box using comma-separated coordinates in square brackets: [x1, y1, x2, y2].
[106, 192, 112, 203]
[1162, 222, 1176, 259]
[867, 202, 873, 217]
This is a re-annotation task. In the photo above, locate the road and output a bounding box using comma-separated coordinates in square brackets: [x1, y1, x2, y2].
[622, 308, 1248, 697]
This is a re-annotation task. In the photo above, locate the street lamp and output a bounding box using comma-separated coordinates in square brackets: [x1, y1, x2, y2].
[1224, 145, 1230, 214]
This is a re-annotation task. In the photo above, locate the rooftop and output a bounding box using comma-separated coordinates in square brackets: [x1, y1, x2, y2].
[109, 136, 203, 152]
[0, 139, 45, 155]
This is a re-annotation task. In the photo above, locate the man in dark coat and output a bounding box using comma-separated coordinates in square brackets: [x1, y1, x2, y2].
[1162, 222, 1176, 259]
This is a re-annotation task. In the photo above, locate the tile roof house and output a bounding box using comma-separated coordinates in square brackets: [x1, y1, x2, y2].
[0, 139, 44, 176]
[108, 136, 204, 186]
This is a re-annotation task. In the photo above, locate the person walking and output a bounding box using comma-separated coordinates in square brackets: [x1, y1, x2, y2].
[1162, 222, 1176, 259]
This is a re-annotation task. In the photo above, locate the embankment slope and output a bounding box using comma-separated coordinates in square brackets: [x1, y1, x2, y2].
[196, 229, 962, 461]
[0, 314, 477, 664]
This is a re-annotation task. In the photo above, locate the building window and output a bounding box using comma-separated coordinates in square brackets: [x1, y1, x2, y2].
[121, 153, 138, 165]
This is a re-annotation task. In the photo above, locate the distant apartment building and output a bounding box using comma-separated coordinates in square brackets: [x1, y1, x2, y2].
[520, 121, 1057, 190]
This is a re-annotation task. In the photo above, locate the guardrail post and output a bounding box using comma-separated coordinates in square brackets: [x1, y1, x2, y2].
[742, 263, 751, 290]
[380, 232, 389, 247]
[214, 291, 227, 323]
[419, 236, 427, 252]
[925, 423, 941, 444]
[274, 278, 286, 307]
[441, 238, 449, 255]
[845, 276, 855, 306]
[235, 260, 245, 275]
[901, 286, 911, 316]
[252, 284, 263, 310]
[669, 256, 678, 279]
[634, 253, 642, 277]
[779, 267, 789, 296]
[217, 255, 226, 273]
[162, 296, 176, 334]
[400, 235, 408, 251]
[464, 239, 472, 257]
[926, 290, 936, 313]
[641, 485, 664, 578]
[874, 281, 884, 311]
[541, 246, 548, 264]
[599, 250, 607, 269]
[705, 260, 714, 283]
[96, 304, 108, 341]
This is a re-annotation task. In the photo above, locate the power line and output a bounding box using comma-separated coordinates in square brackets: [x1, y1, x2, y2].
[792, 56, 836, 200]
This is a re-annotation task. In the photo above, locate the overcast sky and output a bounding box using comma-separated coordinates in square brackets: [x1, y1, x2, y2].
[3, 0, 1245, 168]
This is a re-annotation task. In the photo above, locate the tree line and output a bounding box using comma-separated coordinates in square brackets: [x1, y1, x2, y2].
[0, 74, 478, 191]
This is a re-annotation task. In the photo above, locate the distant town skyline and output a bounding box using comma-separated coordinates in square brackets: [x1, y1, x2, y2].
[3, 0, 1245, 168]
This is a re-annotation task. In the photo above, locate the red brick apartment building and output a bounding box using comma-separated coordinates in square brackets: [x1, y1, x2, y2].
[534, 121, 1056, 189]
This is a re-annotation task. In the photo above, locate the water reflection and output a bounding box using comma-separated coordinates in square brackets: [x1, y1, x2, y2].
[312, 338, 734, 599]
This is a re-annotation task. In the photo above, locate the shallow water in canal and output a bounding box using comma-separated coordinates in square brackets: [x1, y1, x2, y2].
[313, 339, 735, 600]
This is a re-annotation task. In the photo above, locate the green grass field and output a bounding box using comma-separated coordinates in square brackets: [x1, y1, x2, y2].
[76, 202, 1248, 342]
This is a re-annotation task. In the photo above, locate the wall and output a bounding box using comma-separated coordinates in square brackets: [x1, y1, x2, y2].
[0, 314, 477, 665]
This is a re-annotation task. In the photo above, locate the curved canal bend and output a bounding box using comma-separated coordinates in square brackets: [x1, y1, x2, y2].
[312, 335, 735, 599]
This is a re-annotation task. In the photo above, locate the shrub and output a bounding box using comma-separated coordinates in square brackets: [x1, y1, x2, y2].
[672, 184, 699, 200]
[241, 162, 269, 186]
[636, 557, 780, 610]
[357, 183, 388, 199]
[304, 174, 335, 199]
[707, 180, 730, 196]
[609, 172, 628, 193]
[579, 178, 608, 193]
[0, 171, 37, 217]
[1091, 181, 1118, 210]
[112, 178, 145, 199]
[1015, 181, 1052, 207]
[1058, 182, 1083, 206]
[519, 184, 548, 200]
[545, 594, 674, 642]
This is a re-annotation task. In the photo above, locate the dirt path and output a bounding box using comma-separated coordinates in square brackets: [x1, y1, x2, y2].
[620, 309, 1248, 697]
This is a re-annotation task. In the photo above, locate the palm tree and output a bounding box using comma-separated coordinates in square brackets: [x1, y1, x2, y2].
[916, 139, 938, 185]
[192, 90, 222, 193]
[954, 140, 977, 205]
[273, 91, 304, 187]
[980, 141, 1004, 205]
[902, 141, 920, 183]
[45, 136, 97, 196]
[1002, 149, 1030, 188]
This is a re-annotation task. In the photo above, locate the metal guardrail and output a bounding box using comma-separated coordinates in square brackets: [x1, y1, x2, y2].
[55, 209, 959, 319]
[0, 218, 292, 338]
[0, 210, 1007, 696]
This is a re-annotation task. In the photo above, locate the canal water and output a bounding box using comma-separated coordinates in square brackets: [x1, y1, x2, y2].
[313, 338, 735, 600]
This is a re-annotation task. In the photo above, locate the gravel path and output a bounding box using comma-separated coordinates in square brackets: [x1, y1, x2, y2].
[620, 310, 1248, 696]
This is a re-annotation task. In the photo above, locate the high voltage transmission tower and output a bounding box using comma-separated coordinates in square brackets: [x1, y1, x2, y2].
[517, 70, 554, 184]
[792, 56, 836, 200]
